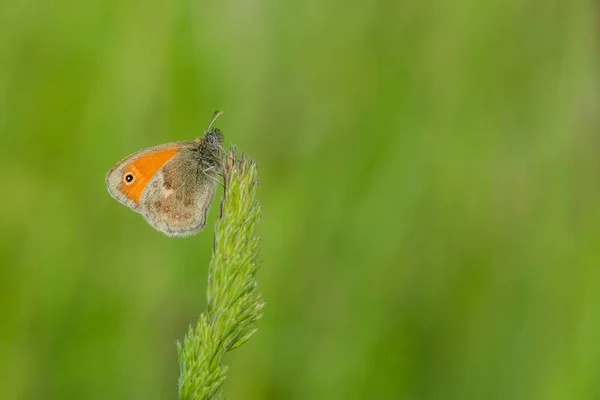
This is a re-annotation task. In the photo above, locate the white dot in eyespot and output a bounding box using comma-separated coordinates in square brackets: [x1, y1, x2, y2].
[123, 173, 135, 185]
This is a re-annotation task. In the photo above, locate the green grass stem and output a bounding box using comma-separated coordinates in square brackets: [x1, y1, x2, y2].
[177, 147, 264, 400]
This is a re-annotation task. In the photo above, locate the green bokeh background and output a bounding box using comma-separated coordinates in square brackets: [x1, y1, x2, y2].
[1, 0, 599, 399]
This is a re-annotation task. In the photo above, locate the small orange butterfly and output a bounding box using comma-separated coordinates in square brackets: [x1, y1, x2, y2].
[106, 111, 224, 237]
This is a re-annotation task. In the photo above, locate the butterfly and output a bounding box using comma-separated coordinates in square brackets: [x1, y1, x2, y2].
[106, 111, 224, 237]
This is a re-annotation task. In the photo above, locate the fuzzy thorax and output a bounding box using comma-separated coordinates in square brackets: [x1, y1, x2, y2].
[193, 128, 225, 173]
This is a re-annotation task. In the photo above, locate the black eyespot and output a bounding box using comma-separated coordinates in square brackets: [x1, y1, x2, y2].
[124, 173, 134, 183]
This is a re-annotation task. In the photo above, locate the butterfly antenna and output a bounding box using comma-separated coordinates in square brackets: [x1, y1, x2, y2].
[196, 110, 224, 145]
[207, 110, 224, 132]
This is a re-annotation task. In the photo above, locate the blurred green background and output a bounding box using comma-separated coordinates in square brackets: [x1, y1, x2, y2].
[1, 0, 599, 399]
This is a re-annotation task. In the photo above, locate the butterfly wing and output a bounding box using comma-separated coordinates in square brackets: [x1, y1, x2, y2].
[139, 151, 217, 237]
[105, 142, 182, 212]
[106, 131, 223, 237]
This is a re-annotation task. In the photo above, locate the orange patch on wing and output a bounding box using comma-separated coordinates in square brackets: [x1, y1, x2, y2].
[118, 147, 178, 204]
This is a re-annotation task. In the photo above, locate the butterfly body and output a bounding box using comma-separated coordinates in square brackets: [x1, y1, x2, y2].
[106, 123, 224, 237]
